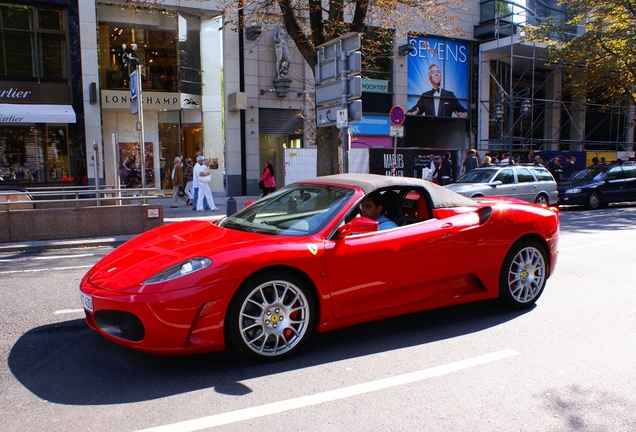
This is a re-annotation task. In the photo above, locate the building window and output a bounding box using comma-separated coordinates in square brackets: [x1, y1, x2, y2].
[99, 9, 180, 92]
[288, 136, 302, 149]
[0, 3, 68, 82]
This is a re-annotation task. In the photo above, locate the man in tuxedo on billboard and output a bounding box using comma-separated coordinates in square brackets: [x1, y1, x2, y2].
[408, 63, 468, 118]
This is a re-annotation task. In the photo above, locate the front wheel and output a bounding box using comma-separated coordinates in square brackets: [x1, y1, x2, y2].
[499, 240, 548, 310]
[226, 272, 315, 360]
[585, 192, 601, 210]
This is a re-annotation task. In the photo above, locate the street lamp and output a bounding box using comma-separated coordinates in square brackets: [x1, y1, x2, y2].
[120, 42, 146, 189]
[491, 89, 532, 164]
[520, 98, 532, 119]
[121, 43, 139, 84]
[493, 92, 505, 121]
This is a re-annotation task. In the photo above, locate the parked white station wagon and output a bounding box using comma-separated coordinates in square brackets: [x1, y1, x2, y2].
[445, 165, 558, 205]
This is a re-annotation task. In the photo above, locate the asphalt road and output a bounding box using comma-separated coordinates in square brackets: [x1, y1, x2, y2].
[1, 204, 635, 431]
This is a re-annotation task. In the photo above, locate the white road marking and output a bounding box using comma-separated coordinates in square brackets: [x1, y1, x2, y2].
[558, 240, 614, 251]
[54, 308, 85, 315]
[33, 254, 94, 260]
[0, 265, 92, 275]
[136, 349, 520, 432]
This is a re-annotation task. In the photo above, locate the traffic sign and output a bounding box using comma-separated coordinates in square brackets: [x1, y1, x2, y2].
[337, 109, 348, 128]
[316, 33, 361, 62]
[390, 125, 404, 137]
[315, 76, 362, 106]
[389, 105, 405, 126]
[316, 100, 362, 128]
[130, 69, 138, 100]
[316, 51, 362, 85]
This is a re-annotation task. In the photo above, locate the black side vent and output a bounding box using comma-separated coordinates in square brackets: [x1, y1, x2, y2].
[478, 206, 492, 225]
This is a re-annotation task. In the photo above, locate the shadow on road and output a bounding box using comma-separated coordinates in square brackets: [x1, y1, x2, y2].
[558, 203, 636, 233]
[8, 300, 531, 405]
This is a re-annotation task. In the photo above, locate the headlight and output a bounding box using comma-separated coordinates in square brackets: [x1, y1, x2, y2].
[564, 188, 582, 194]
[143, 257, 212, 284]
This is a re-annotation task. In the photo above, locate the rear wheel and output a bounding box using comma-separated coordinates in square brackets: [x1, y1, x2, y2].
[585, 192, 601, 210]
[499, 240, 548, 309]
[226, 272, 315, 360]
[534, 193, 549, 205]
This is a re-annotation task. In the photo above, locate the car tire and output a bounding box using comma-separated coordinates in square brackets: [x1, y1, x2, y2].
[534, 193, 549, 205]
[498, 240, 548, 310]
[585, 192, 601, 210]
[226, 271, 316, 360]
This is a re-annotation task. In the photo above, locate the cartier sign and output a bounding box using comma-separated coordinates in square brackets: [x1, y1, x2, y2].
[0, 81, 72, 104]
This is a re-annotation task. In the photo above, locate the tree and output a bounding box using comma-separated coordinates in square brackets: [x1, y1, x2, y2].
[222, 0, 467, 175]
[525, 0, 636, 106]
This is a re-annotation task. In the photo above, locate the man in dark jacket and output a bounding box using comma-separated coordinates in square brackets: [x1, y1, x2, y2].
[439, 152, 453, 185]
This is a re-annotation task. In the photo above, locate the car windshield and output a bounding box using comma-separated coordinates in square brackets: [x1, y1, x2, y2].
[569, 166, 607, 181]
[455, 168, 497, 183]
[219, 183, 355, 236]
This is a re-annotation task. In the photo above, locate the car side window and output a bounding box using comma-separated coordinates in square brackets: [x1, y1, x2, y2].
[516, 168, 534, 183]
[606, 167, 622, 180]
[494, 169, 514, 184]
[532, 168, 554, 182]
[622, 165, 636, 179]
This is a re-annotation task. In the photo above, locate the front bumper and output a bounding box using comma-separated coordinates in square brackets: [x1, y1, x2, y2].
[558, 193, 587, 206]
[79, 280, 236, 355]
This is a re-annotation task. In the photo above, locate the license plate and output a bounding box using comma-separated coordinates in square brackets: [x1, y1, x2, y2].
[80, 292, 93, 312]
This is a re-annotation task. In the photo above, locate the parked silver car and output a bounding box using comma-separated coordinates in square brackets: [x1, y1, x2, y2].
[445, 165, 558, 205]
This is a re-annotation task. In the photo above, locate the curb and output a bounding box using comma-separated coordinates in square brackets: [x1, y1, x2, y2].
[0, 194, 260, 254]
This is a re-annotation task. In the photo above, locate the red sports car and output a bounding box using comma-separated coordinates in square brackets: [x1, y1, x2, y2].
[79, 174, 559, 360]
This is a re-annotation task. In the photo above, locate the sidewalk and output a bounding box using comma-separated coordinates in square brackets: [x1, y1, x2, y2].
[0, 193, 261, 253]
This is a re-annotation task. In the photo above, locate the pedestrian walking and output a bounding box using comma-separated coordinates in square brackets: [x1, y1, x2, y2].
[170, 156, 188, 208]
[196, 158, 218, 211]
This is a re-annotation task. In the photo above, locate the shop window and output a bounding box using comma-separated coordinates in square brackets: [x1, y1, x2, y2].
[46, 125, 70, 181]
[0, 4, 68, 82]
[0, 124, 70, 183]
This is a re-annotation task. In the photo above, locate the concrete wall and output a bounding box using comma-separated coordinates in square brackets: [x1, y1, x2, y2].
[0, 205, 163, 243]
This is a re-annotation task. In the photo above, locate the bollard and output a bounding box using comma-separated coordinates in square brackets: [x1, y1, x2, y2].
[226, 196, 237, 216]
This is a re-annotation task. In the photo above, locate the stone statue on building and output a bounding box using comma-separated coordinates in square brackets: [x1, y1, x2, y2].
[274, 27, 292, 81]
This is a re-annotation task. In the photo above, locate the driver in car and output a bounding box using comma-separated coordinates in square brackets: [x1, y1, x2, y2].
[359, 192, 398, 231]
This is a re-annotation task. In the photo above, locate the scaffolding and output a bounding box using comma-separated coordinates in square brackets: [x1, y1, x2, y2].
[476, 1, 634, 155]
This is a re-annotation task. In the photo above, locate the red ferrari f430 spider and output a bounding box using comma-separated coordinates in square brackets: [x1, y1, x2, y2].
[80, 174, 559, 360]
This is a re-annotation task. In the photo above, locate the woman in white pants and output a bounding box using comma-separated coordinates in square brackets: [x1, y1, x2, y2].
[196, 158, 218, 211]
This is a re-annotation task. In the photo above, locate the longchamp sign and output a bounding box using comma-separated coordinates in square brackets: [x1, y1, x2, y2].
[101, 90, 201, 111]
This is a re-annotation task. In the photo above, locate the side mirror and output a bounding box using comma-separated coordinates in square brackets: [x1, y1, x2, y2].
[489, 180, 503, 187]
[336, 217, 378, 238]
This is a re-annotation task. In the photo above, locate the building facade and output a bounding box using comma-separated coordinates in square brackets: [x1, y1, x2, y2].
[0, 1, 83, 185]
[1, 0, 632, 191]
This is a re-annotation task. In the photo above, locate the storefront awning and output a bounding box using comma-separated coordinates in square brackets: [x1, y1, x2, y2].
[0, 104, 76, 123]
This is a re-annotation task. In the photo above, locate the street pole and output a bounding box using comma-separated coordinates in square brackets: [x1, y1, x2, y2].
[340, 41, 349, 173]
[508, 95, 514, 164]
[136, 64, 146, 189]
[93, 142, 100, 206]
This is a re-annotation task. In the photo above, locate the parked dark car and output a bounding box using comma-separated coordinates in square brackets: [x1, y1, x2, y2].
[558, 161, 636, 209]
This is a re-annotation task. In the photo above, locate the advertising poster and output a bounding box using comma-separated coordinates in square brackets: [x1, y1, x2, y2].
[118, 141, 155, 188]
[406, 36, 470, 119]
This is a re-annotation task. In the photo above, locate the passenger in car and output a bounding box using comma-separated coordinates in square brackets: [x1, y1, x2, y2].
[359, 192, 398, 230]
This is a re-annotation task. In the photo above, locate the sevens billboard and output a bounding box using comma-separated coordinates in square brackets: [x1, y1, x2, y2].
[406, 36, 470, 119]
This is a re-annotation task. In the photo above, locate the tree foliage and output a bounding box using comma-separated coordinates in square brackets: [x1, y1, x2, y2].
[221, 0, 467, 175]
[525, 0, 636, 105]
